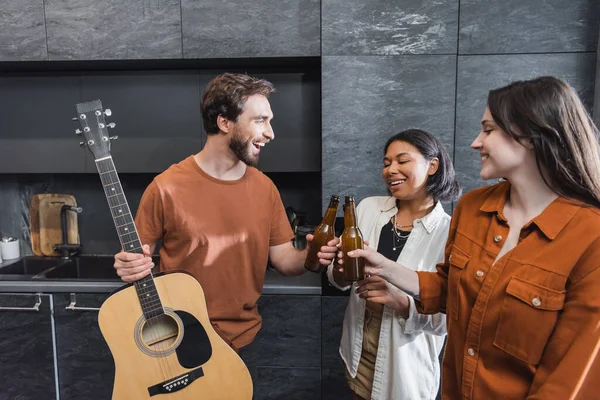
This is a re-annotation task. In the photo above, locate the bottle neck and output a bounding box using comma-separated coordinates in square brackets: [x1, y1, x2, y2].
[322, 200, 339, 225]
[344, 202, 357, 227]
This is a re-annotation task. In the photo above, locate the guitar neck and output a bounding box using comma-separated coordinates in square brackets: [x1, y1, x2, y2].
[95, 156, 164, 320]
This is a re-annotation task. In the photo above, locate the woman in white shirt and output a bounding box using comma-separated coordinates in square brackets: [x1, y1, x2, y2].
[327, 129, 461, 400]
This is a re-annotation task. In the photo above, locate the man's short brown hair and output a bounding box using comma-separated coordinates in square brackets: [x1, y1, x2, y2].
[201, 73, 275, 135]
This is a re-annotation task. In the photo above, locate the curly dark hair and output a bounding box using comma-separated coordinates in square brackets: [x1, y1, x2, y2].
[384, 129, 462, 203]
[201, 73, 275, 135]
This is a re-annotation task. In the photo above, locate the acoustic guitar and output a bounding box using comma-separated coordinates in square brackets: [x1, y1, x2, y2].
[73, 99, 253, 399]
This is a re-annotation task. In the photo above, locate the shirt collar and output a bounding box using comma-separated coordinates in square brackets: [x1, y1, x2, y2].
[479, 181, 581, 240]
[380, 196, 445, 234]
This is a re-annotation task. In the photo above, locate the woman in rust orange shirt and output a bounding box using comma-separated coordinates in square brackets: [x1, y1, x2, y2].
[340, 76, 600, 399]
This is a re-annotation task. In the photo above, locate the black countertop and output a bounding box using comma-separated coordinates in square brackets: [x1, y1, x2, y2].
[0, 255, 321, 295]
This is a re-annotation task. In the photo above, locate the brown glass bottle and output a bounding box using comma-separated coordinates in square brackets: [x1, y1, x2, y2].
[304, 195, 340, 273]
[341, 196, 365, 281]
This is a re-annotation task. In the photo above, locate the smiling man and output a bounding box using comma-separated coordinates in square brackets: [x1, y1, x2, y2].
[112, 73, 332, 351]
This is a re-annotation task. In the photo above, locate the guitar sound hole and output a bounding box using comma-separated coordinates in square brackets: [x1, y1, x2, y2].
[135, 311, 183, 356]
[142, 314, 179, 350]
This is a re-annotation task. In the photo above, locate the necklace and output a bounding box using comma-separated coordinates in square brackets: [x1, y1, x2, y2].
[391, 215, 411, 251]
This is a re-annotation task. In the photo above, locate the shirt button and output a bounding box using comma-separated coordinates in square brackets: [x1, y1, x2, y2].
[467, 348, 475, 356]
[532, 297, 541, 307]
[494, 235, 502, 243]
[476, 270, 484, 277]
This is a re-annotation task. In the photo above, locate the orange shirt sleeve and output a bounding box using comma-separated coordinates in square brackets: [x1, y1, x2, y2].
[134, 180, 164, 248]
[526, 237, 600, 400]
[415, 193, 464, 314]
[268, 183, 294, 247]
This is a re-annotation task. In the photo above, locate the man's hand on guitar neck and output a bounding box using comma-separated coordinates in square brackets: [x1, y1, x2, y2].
[114, 243, 156, 283]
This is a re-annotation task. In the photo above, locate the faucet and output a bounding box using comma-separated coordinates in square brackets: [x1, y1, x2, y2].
[53, 205, 83, 259]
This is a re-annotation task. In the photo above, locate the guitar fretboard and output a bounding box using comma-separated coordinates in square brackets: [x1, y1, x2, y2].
[96, 156, 164, 320]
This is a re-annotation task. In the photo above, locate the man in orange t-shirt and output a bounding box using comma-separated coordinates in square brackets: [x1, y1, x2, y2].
[112, 73, 334, 350]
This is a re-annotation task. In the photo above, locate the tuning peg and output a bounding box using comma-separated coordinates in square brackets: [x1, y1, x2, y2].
[72, 117, 79, 122]
[79, 141, 87, 148]
[104, 109, 112, 117]
[110, 135, 119, 140]
[75, 129, 82, 135]
[107, 122, 116, 129]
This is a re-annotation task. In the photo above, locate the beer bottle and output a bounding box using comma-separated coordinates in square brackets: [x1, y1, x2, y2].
[341, 195, 365, 281]
[304, 195, 340, 273]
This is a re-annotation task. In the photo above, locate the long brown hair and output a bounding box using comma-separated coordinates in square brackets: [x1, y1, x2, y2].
[487, 76, 600, 208]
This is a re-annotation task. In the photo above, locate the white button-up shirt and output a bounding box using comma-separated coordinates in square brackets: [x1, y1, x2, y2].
[327, 196, 449, 400]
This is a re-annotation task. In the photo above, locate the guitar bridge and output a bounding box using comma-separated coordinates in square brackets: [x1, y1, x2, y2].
[147, 366, 204, 397]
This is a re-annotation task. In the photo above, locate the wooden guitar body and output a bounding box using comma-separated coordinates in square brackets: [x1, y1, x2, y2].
[98, 272, 253, 399]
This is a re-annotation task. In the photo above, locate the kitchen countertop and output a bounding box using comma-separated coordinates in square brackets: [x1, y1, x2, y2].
[0, 255, 322, 295]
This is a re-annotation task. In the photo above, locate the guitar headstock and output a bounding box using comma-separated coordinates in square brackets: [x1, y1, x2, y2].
[73, 100, 117, 160]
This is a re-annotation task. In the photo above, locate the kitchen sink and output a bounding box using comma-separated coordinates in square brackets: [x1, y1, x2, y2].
[41, 255, 159, 280]
[0, 256, 64, 276]
[42, 255, 121, 280]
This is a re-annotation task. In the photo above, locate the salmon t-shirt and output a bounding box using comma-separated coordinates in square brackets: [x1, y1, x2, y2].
[134, 155, 294, 348]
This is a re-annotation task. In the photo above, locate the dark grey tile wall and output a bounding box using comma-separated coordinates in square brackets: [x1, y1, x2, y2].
[6, 0, 319, 61]
[181, 0, 320, 58]
[456, 53, 598, 193]
[459, 0, 600, 54]
[45, 0, 182, 60]
[322, 55, 457, 211]
[322, 0, 459, 56]
[0, 0, 47, 61]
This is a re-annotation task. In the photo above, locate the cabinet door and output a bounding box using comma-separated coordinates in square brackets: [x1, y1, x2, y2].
[239, 295, 322, 400]
[0, 293, 57, 400]
[53, 293, 115, 400]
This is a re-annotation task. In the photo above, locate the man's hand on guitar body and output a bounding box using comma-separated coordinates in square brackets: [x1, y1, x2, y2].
[113, 244, 155, 283]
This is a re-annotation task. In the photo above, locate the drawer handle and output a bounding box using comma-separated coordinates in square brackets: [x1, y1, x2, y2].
[0, 293, 42, 312]
[66, 293, 100, 312]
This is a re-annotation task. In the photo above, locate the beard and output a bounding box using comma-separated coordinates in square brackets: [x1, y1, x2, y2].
[229, 134, 259, 167]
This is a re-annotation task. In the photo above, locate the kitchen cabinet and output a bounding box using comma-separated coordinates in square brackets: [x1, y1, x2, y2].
[0, 293, 57, 400]
[53, 293, 114, 400]
[239, 295, 322, 400]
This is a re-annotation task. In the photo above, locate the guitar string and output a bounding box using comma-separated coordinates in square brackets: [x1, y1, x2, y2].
[94, 131, 174, 381]
[97, 156, 173, 381]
